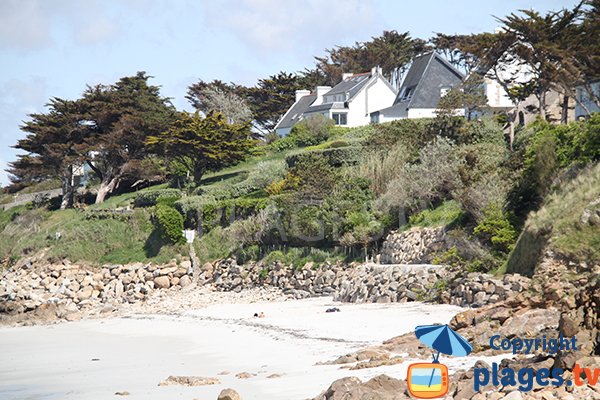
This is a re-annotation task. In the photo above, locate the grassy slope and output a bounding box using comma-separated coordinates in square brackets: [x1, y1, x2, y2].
[0, 143, 314, 266]
[0, 184, 186, 265]
[506, 163, 600, 275]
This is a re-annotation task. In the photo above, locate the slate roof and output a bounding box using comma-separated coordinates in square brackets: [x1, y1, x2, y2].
[305, 102, 346, 113]
[377, 52, 464, 117]
[324, 73, 371, 99]
[275, 93, 317, 129]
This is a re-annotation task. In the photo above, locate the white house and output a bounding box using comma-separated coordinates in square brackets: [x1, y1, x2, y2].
[370, 52, 465, 123]
[274, 66, 396, 135]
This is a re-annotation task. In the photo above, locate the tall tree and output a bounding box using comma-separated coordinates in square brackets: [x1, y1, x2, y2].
[316, 31, 427, 87]
[146, 112, 255, 185]
[496, 5, 584, 120]
[81, 72, 176, 203]
[12, 98, 85, 209]
[244, 72, 302, 134]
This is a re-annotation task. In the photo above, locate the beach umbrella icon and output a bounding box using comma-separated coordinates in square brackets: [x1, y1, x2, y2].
[414, 324, 473, 388]
[415, 324, 473, 362]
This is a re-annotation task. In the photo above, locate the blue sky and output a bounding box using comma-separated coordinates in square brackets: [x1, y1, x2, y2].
[0, 0, 579, 186]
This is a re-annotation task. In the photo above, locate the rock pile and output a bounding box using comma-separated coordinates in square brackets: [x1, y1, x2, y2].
[0, 256, 192, 323]
[204, 259, 530, 307]
[379, 227, 448, 264]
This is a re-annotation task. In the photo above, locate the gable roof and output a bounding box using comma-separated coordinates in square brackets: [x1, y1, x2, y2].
[274, 93, 317, 130]
[377, 52, 464, 116]
[324, 73, 371, 99]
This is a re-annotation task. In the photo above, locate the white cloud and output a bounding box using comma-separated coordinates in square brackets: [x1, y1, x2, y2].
[203, 0, 376, 56]
[0, 0, 51, 49]
[0, 0, 123, 50]
[0, 77, 49, 188]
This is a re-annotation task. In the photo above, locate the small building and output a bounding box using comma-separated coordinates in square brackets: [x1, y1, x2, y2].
[274, 67, 396, 135]
[575, 80, 600, 120]
[371, 52, 464, 123]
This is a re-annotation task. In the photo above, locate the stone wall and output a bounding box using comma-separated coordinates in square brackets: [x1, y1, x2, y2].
[203, 259, 531, 307]
[379, 227, 448, 264]
[0, 257, 192, 322]
[1, 254, 532, 324]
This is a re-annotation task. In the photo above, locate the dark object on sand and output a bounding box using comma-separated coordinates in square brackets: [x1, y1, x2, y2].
[326, 307, 341, 313]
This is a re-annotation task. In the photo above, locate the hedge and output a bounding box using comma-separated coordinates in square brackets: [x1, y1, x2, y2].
[134, 189, 182, 207]
[154, 204, 185, 244]
[285, 146, 361, 168]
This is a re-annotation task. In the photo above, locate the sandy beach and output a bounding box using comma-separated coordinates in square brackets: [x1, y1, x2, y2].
[0, 297, 512, 400]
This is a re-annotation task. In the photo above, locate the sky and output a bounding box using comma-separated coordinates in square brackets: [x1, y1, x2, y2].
[0, 0, 580, 186]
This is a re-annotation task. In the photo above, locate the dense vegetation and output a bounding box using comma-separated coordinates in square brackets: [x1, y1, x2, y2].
[1, 2, 599, 270]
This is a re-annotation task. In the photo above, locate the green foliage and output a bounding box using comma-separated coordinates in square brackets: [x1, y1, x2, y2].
[134, 189, 182, 207]
[288, 115, 334, 146]
[0, 207, 181, 264]
[146, 111, 255, 185]
[154, 204, 185, 244]
[473, 204, 517, 254]
[261, 247, 346, 268]
[193, 226, 238, 264]
[508, 162, 600, 275]
[408, 201, 465, 228]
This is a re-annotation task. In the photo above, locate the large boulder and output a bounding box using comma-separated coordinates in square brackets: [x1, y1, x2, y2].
[314, 375, 408, 400]
[153, 276, 170, 289]
[217, 388, 242, 400]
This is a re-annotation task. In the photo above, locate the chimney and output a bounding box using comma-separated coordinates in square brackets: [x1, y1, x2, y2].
[371, 66, 382, 76]
[342, 73, 353, 80]
[295, 89, 310, 102]
[314, 86, 332, 105]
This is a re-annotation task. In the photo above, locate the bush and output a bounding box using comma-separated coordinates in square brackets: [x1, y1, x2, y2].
[473, 204, 517, 254]
[288, 115, 334, 147]
[134, 189, 182, 207]
[154, 204, 185, 244]
[408, 200, 465, 228]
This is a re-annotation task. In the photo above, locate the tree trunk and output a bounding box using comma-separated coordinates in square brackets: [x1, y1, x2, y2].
[561, 95, 569, 124]
[192, 165, 204, 186]
[95, 177, 119, 204]
[539, 91, 547, 120]
[60, 165, 75, 210]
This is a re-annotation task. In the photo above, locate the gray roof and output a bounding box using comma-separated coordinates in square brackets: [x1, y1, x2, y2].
[275, 93, 317, 129]
[324, 73, 371, 99]
[305, 102, 346, 113]
[378, 52, 464, 116]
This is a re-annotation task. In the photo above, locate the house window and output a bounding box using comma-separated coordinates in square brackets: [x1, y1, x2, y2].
[332, 113, 347, 125]
[440, 87, 451, 97]
[402, 86, 414, 100]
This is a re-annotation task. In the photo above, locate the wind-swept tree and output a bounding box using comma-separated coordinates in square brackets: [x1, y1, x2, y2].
[146, 112, 255, 186]
[244, 72, 302, 134]
[80, 72, 176, 203]
[12, 98, 86, 208]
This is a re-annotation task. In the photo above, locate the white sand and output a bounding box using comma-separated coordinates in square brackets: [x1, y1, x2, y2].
[0, 298, 506, 400]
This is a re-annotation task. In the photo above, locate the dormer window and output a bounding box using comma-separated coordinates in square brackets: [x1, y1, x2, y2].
[440, 87, 451, 97]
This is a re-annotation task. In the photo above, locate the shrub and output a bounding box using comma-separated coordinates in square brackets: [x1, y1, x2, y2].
[134, 189, 182, 207]
[154, 204, 185, 244]
[408, 200, 465, 228]
[473, 204, 517, 254]
[288, 115, 334, 146]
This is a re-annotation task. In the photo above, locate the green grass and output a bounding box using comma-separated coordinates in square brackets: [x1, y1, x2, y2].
[406, 200, 466, 229]
[507, 162, 600, 275]
[0, 206, 183, 265]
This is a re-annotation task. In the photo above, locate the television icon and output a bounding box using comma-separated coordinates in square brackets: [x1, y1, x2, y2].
[406, 362, 449, 399]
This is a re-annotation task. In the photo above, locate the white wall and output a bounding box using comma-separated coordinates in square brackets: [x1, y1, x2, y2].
[484, 77, 515, 109]
[346, 76, 396, 127]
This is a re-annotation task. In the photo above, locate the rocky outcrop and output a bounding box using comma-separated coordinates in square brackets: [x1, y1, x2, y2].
[0, 255, 193, 324]
[313, 375, 408, 400]
[379, 227, 449, 264]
